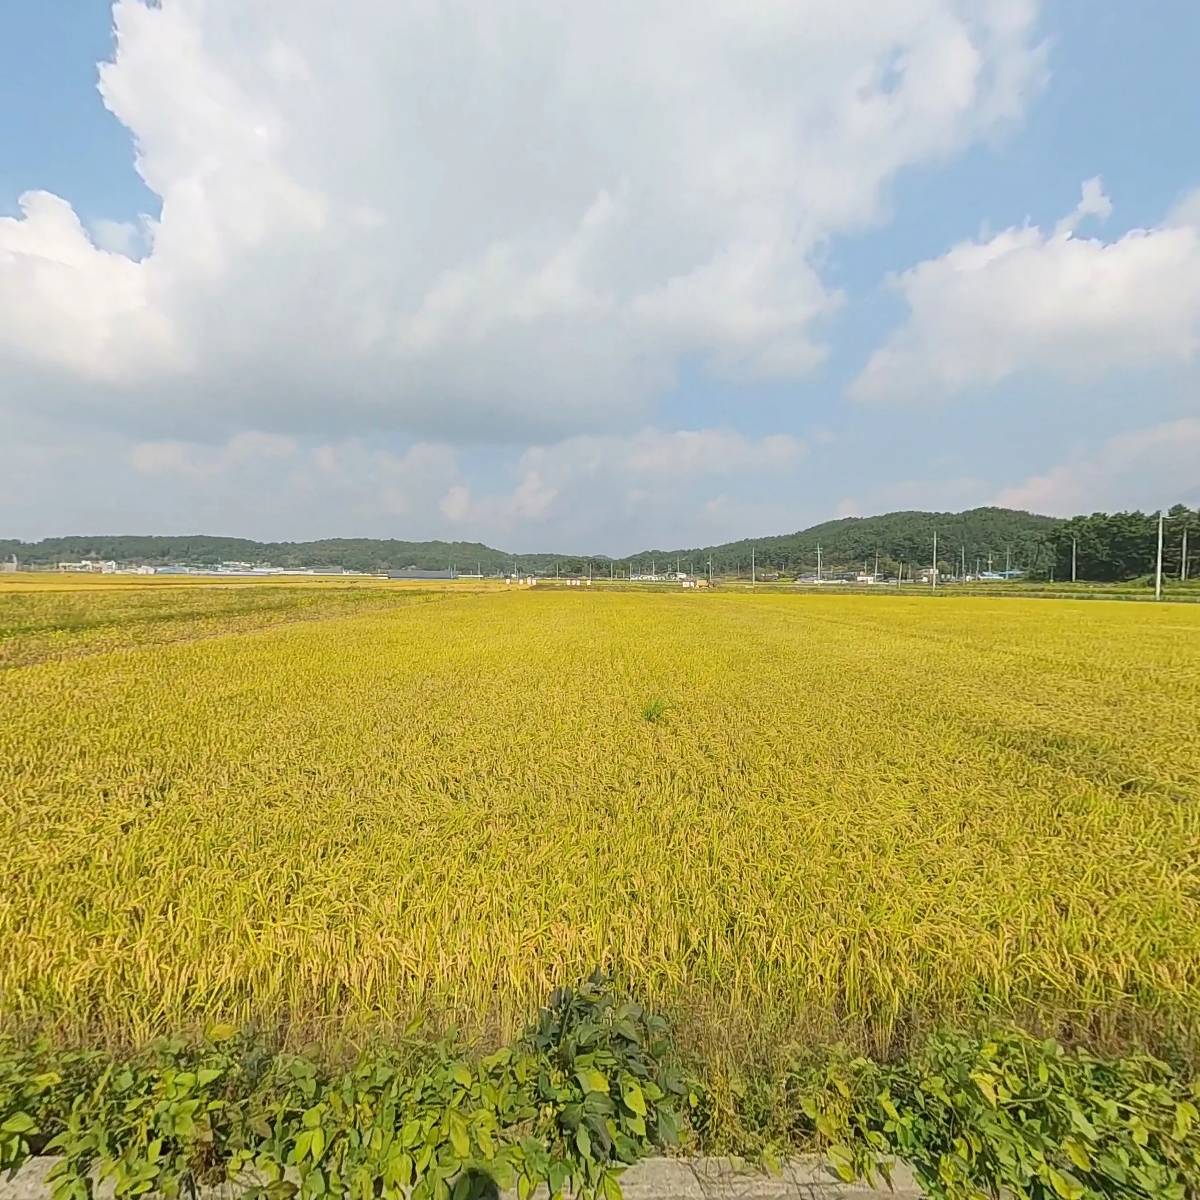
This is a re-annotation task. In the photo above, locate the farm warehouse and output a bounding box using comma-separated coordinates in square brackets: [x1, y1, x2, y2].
[1, 583, 1197, 1070]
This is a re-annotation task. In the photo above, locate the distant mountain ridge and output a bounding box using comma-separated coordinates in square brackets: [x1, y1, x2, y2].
[3, 506, 1061, 574]
[641, 506, 1063, 575]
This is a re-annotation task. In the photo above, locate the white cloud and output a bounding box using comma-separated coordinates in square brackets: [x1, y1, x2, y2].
[1052, 175, 1112, 237]
[130, 430, 299, 478]
[0, 191, 181, 383]
[851, 181, 1200, 403]
[53, 424, 804, 549]
[1, 0, 1045, 443]
[438, 485, 472, 523]
[615, 428, 803, 475]
[459, 427, 808, 541]
[834, 475, 988, 520]
[992, 418, 1200, 515]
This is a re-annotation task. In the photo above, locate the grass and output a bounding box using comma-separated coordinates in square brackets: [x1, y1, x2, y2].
[0, 583, 1197, 1081]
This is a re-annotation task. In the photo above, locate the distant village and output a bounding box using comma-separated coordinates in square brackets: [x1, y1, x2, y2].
[4, 554, 1027, 587]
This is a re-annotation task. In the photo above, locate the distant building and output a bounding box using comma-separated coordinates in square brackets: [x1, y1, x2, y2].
[388, 567, 458, 580]
[2, 554, 17, 573]
[57, 559, 117, 573]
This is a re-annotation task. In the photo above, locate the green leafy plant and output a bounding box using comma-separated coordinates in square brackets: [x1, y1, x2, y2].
[5, 1003, 1200, 1200]
[0, 977, 693, 1200]
[639, 698, 668, 723]
[787, 1029, 1200, 1199]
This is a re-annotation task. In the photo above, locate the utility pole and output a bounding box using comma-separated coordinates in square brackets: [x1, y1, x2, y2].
[897, 560, 903, 589]
[708, 555, 713, 584]
[874, 549, 880, 579]
[816, 543, 822, 583]
[960, 545, 966, 581]
[1181, 525, 1189, 582]
[1005, 545, 1011, 575]
[1071, 537, 1077, 583]
[751, 547, 756, 586]
[1155, 511, 1165, 601]
[932, 531, 938, 590]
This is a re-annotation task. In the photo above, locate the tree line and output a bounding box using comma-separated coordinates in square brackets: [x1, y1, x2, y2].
[1037, 505, 1198, 583]
[3, 503, 1196, 581]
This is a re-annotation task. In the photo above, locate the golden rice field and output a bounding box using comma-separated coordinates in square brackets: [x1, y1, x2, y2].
[1, 579, 1198, 1072]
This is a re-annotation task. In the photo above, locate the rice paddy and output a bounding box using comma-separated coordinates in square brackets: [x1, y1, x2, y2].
[1, 580, 1198, 1073]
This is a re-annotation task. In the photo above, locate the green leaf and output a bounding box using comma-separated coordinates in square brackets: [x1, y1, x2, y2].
[826, 1144, 856, 1184]
[308, 1128, 326, 1162]
[1175, 1101, 1197, 1140]
[1063, 1139, 1091, 1172]
[1046, 1167, 1084, 1200]
[448, 1111, 470, 1159]
[575, 1126, 592, 1160]
[815, 1114, 839, 1141]
[207, 1023, 237, 1043]
[476, 1127, 495, 1161]
[1066, 1100, 1097, 1141]
[490, 1159, 515, 1191]
[1, 1113, 36, 1135]
[970, 1071, 997, 1107]
[451, 1064, 473, 1090]
[576, 1069, 609, 1095]
[655, 1108, 679, 1148]
[547, 1161, 569, 1197]
[619, 1079, 646, 1116]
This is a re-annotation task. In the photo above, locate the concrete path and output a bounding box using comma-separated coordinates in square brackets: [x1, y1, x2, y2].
[2, 1156, 921, 1200]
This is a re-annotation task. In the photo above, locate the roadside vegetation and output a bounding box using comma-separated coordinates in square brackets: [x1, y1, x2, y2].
[3, 982, 1197, 1200]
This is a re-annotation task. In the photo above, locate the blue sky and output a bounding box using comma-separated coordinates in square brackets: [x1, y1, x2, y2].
[2, 0, 1198, 551]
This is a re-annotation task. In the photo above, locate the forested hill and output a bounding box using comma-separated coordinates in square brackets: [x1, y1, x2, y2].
[640, 506, 1063, 574]
[0, 535, 532, 574]
[3, 507, 1061, 574]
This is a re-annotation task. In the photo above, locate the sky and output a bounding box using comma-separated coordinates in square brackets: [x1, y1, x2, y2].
[2, 0, 1199, 553]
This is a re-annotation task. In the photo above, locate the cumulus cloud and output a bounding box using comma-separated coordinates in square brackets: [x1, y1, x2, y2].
[992, 418, 1200, 515]
[436, 428, 806, 536]
[834, 475, 988, 520]
[6, 424, 804, 548]
[130, 431, 299, 478]
[0, 0, 1045, 444]
[851, 180, 1200, 403]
